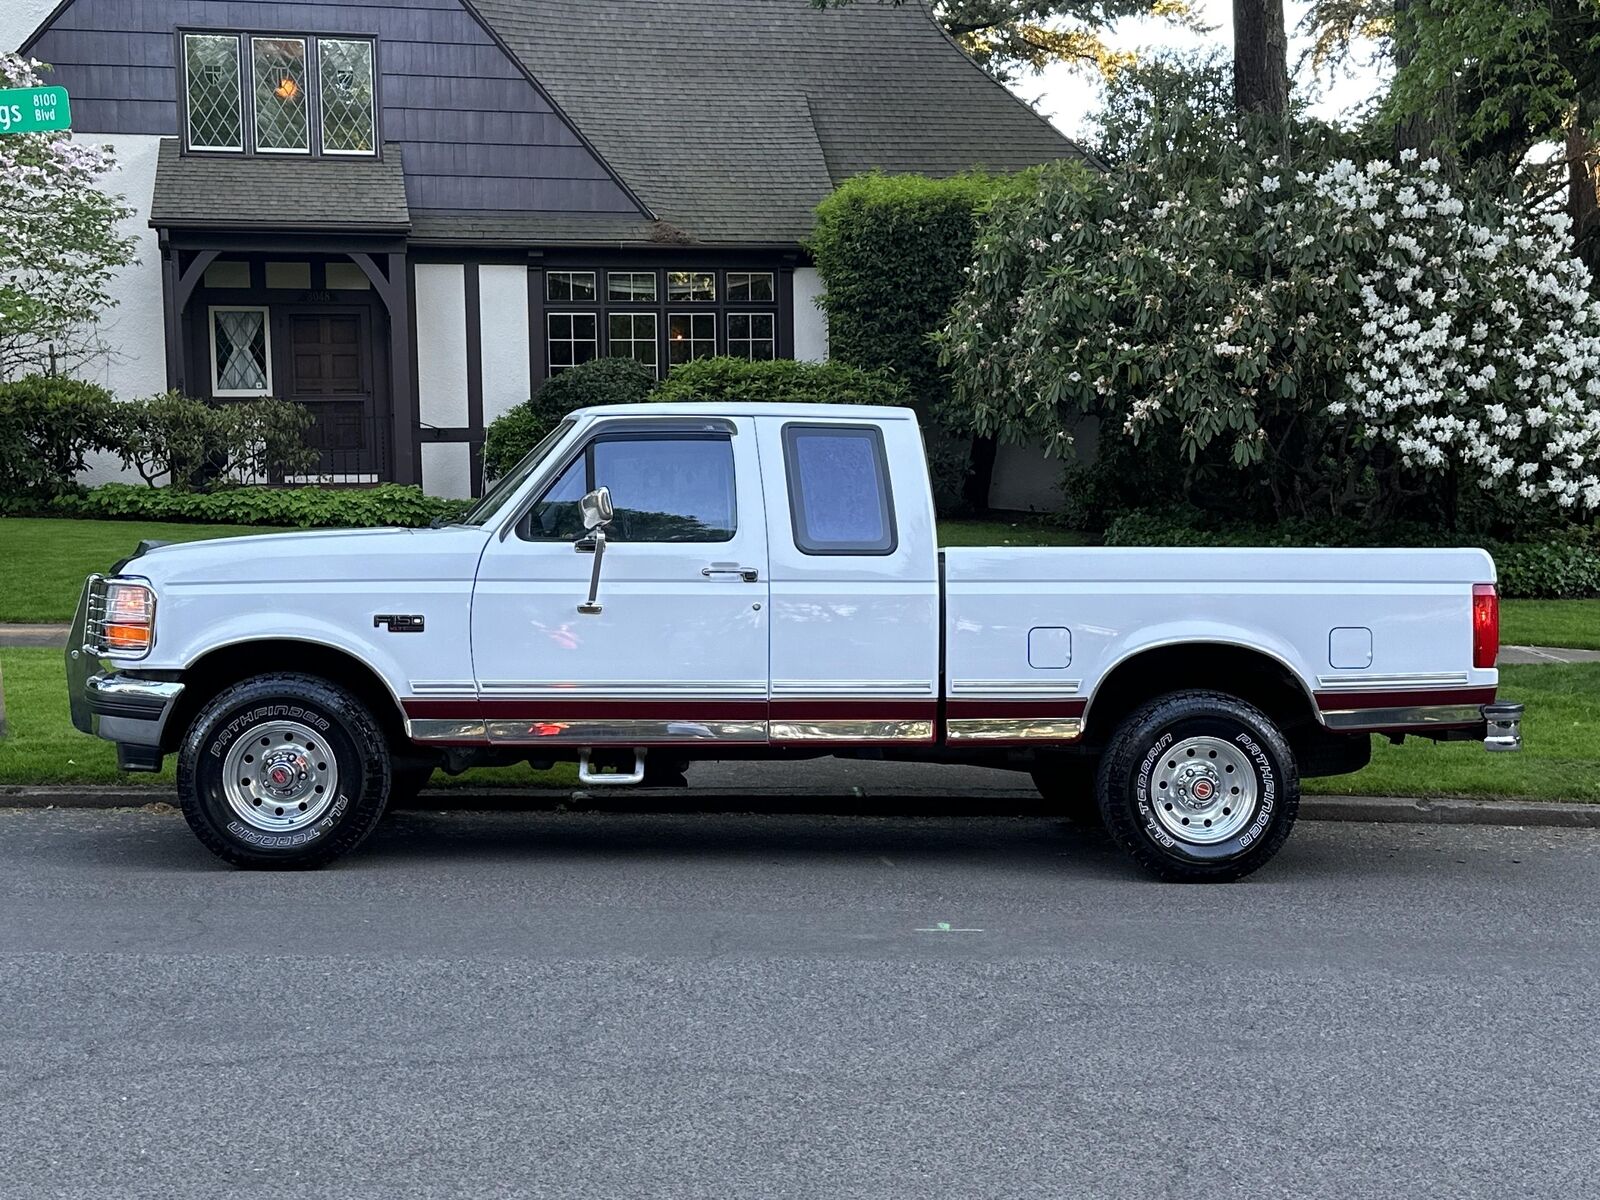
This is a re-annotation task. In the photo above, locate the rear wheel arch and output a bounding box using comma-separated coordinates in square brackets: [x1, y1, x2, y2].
[164, 638, 411, 754]
[1083, 640, 1320, 746]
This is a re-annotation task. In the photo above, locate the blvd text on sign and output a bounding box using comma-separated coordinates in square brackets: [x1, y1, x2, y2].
[0, 87, 72, 134]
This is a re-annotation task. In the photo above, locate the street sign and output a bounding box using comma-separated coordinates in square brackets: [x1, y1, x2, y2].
[0, 86, 71, 135]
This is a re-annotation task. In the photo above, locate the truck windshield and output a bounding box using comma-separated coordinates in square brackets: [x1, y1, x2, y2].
[456, 419, 577, 527]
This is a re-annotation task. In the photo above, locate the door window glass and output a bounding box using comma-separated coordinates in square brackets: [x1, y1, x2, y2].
[526, 435, 736, 543]
[783, 425, 896, 555]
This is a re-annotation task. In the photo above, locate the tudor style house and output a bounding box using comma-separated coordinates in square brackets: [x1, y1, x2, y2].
[18, 0, 1084, 498]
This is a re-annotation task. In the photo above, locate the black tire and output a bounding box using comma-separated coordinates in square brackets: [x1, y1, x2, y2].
[177, 673, 392, 869]
[1096, 691, 1299, 882]
[1031, 758, 1102, 826]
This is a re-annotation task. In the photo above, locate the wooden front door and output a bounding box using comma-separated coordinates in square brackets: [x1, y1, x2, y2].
[288, 311, 383, 481]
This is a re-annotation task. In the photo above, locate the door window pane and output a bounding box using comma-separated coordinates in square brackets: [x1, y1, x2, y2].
[526, 436, 736, 543]
[211, 306, 273, 396]
[252, 37, 310, 152]
[548, 312, 598, 374]
[667, 271, 716, 302]
[726, 272, 775, 302]
[547, 272, 597, 302]
[728, 312, 776, 361]
[185, 34, 243, 151]
[608, 271, 658, 302]
[783, 425, 896, 555]
[319, 38, 376, 154]
[608, 312, 658, 375]
[668, 313, 716, 366]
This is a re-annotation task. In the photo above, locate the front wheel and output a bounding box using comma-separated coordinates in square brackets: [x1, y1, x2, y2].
[177, 673, 392, 869]
[1097, 691, 1299, 882]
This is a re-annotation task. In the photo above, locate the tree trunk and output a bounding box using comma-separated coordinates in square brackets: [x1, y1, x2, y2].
[1233, 0, 1289, 116]
[1567, 121, 1600, 274]
[963, 433, 999, 513]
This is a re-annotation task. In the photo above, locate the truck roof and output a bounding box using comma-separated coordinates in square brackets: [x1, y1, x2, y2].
[567, 401, 920, 421]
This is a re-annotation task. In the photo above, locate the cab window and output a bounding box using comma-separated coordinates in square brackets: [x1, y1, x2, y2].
[523, 433, 736, 542]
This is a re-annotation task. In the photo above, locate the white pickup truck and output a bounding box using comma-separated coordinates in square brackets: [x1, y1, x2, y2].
[68, 403, 1521, 880]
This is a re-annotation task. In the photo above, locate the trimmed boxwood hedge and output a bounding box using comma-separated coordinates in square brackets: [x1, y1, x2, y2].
[3, 483, 470, 529]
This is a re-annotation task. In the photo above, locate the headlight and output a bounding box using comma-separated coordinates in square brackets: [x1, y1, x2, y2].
[91, 579, 156, 657]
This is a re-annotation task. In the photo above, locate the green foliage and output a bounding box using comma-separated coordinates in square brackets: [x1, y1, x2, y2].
[1103, 510, 1600, 598]
[810, 169, 1051, 510]
[651, 356, 912, 407]
[0, 375, 122, 498]
[115, 391, 319, 490]
[12, 483, 468, 529]
[482, 358, 656, 481]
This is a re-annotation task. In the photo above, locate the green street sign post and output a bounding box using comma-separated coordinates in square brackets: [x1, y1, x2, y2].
[0, 86, 71, 135]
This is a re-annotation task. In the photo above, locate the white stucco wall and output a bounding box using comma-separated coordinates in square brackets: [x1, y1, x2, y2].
[793, 266, 829, 363]
[414, 263, 468, 430]
[76, 133, 170, 484]
[479, 265, 531, 425]
[6, 0, 61, 47]
[421, 440, 472, 501]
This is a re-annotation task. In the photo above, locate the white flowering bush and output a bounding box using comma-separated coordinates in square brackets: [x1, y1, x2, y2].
[0, 53, 136, 380]
[940, 124, 1600, 520]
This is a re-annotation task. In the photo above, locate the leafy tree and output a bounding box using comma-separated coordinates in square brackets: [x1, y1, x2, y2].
[0, 54, 137, 380]
[810, 0, 1195, 80]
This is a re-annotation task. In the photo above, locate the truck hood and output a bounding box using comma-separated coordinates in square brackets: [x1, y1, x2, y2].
[113, 525, 495, 589]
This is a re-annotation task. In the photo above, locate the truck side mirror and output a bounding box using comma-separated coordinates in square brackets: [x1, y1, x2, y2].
[580, 486, 614, 531]
[577, 487, 613, 614]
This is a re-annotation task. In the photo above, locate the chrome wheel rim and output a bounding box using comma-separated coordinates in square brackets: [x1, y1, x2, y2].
[221, 720, 339, 833]
[1150, 735, 1257, 845]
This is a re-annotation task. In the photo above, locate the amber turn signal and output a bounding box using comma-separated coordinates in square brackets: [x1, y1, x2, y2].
[103, 582, 154, 654]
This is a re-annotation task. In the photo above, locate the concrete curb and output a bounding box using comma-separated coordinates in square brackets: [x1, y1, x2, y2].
[2, 784, 1597, 828]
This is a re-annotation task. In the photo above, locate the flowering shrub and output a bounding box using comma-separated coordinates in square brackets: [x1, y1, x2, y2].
[940, 127, 1600, 521]
[0, 53, 136, 380]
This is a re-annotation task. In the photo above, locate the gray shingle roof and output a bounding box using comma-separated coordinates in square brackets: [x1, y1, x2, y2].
[150, 140, 411, 232]
[463, 0, 1086, 245]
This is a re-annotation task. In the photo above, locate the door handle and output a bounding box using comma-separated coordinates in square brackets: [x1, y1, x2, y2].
[703, 564, 759, 582]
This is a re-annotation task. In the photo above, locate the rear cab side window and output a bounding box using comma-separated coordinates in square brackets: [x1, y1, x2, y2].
[782, 423, 897, 555]
[522, 432, 737, 543]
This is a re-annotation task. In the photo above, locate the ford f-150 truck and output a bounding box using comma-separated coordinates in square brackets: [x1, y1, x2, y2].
[67, 403, 1522, 880]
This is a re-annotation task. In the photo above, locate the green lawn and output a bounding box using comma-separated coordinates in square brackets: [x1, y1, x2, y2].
[937, 518, 1091, 547]
[3, 645, 1594, 801]
[1501, 599, 1600, 651]
[0, 517, 289, 623]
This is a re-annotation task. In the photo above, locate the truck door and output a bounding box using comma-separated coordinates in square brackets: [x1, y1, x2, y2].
[755, 414, 940, 745]
[469, 416, 770, 747]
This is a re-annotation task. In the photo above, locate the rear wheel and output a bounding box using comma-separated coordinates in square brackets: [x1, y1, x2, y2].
[177, 673, 392, 869]
[1097, 691, 1299, 882]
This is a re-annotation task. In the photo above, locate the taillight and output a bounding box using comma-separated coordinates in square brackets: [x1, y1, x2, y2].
[1472, 584, 1499, 669]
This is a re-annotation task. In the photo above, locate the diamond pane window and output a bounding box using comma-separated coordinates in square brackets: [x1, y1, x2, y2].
[319, 39, 376, 155]
[609, 313, 659, 375]
[728, 313, 776, 361]
[548, 272, 597, 302]
[252, 37, 310, 152]
[211, 307, 272, 395]
[668, 271, 716, 302]
[727, 272, 775, 303]
[184, 34, 243, 151]
[668, 313, 716, 367]
[608, 272, 658, 302]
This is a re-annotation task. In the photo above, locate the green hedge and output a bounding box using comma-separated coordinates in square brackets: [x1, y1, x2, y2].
[1103, 511, 1600, 599]
[483, 357, 656, 481]
[809, 170, 1040, 512]
[6, 483, 469, 529]
[0, 376, 123, 498]
[651, 356, 911, 407]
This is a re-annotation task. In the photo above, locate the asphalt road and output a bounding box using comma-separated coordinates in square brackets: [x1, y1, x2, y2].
[1, 804, 1597, 1200]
